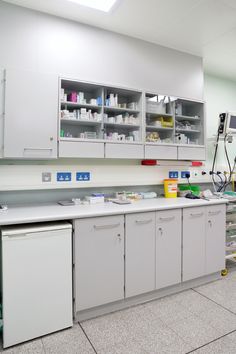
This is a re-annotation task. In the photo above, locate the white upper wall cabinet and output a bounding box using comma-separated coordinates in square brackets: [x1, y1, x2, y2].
[3, 69, 58, 159]
[59, 78, 144, 159]
[145, 94, 205, 160]
[58, 78, 205, 160]
[1, 72, 205, 160]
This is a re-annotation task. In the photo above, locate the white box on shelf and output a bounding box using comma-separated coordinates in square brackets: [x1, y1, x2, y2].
[146, 100, 166, 114]
[85, 196, 104, 204]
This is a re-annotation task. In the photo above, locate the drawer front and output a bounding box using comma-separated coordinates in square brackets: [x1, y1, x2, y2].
[145, 145, 177, 160]
[59, 141, 104, 158]
[178, 146, 206, 160]
[105, 143, 144, 159]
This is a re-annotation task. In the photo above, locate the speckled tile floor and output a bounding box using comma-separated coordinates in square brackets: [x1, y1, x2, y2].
[2, 268, 236, 354]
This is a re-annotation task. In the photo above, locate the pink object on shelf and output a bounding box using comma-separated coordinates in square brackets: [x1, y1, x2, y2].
[68, 92, 77, 102]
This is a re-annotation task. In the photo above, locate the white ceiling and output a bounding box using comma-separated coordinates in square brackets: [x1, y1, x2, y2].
[3, 0, 236, 80]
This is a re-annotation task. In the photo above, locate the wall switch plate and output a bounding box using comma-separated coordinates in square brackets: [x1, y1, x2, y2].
[181, 171, 190, 178]
[169, 171, 179, 178]
[76, 172, 91, 181]
[57, 172, 72, 182]
[42, 172, 51, 182]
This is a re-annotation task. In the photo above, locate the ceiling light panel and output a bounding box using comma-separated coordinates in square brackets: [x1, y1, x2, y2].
[67, 0, 118, 12]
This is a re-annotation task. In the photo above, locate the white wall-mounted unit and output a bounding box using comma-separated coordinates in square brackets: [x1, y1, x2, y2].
[59, 78, 143, 159]
[58, 79, 206, 160]
[144, 93, 205, 160]
[3, 68, 58, 159]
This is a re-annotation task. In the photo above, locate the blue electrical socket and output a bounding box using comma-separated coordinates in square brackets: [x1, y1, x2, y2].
[181, 171, 190, 179]
[57, 172, 72, 182]
[169, 171, 179, 178]
[76, 172, 90, 181]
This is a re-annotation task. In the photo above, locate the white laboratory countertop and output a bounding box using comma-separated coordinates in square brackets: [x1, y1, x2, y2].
[0, 197, 228, 226]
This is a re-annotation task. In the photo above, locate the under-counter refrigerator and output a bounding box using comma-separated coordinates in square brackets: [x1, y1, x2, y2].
[1, 222, 73, 348]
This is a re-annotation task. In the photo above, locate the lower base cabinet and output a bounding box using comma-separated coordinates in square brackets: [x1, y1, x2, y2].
[74, 215, 124, 312]
[125, 212, 155, 297]
[125, 209, 182, 298]
[183, 207, 206, 281]
[206, 205, 226, 274]
[183, 204, 226, 281]
[156, 209, 182, 289]
[74, 204, 226, 313]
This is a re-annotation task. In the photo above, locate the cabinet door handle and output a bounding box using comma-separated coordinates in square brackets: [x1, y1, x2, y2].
[135, 219, 152, 224]
[190, 212, 203, 218]
[158, 227, 163, 236]
[208, 210, 221, 216]
[24, 148, 53, 151]
[208, 220, 212, 227]
[159, 216, 175, 222]
[23, 148, 53, 157]
[94, 223, 121, 230]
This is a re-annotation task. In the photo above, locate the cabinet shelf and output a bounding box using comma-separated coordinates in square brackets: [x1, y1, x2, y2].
[146, 125, 173, 131]
[104, 122, 140, 129]
[175, 143, 204, 147]
[104, 139, 142, 144]
[176, 129, 200, 134]
[61, 101, 102, 110]
[61, 118, 102, 126]
[58, 79, 205, 160]
[104, 106, 139, 114]
[60, 137, 105, 143]
[175, 115, 201, 121]
[146, 112, 173, 118]
[145, 141, 176, 146]
[226, 223, 236, 231]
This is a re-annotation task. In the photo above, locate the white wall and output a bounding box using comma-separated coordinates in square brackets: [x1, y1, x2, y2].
[0, 1, 203, 100]
[0, 2, 205, 192]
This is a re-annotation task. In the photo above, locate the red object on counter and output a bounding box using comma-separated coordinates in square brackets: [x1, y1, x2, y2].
[191, 161, 203, 166]
[141, 160, 157, 165]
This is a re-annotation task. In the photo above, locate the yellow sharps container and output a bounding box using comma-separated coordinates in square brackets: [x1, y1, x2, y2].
[164, 179, 178, 198]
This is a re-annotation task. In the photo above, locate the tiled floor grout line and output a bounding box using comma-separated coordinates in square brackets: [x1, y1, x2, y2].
[192, 287, 236, 316]
[78, 322, 98, 354]
[41, 338, 47, 354]
[161, 324, 196, 353]
[185, 328, 236, 353]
